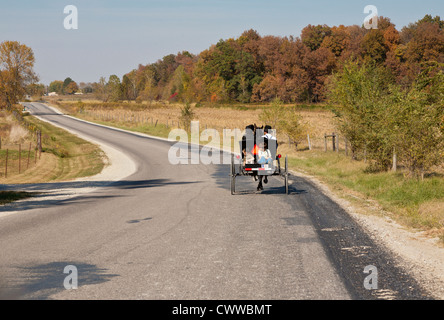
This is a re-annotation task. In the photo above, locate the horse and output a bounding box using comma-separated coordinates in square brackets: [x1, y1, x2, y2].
[241, 124, 271, 191]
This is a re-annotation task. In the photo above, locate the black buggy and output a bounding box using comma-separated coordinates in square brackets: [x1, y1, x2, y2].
[230, 125, 289, 195]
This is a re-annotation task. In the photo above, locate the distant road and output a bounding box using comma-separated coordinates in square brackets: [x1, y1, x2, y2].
[0, 102, 432, 300]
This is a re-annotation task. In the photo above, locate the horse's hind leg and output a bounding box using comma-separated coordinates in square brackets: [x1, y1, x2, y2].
[257, 176, 264, 191]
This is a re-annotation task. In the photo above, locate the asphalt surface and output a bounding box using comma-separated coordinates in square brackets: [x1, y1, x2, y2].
[0, 102, 433, 300]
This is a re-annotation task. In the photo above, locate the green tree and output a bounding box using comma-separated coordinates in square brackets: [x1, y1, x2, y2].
[259, 98, 286, 129]
[328, 60, 395, 168]
[62, 77, 74, 94]
[194, 38, 261, 102]
[301, 24, 332, 51]
[281, 108, 307, 150]
[360, 30, 389, 63]
[49, 80, 64, 94]
[179, 102, 195, 132]
[92, 76, 108, 102]
[26, 83, 46, 97]
[107, 75, 122, 102]
[394, 68, 444, 179]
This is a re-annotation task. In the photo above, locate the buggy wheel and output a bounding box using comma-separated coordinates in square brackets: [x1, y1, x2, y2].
[284, 155, 289, 195]
[231, 155, 236, 195]
[231, 175, 236, 195]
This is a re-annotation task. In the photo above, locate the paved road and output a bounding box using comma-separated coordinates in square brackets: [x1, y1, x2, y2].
[0, 103, 432, 300]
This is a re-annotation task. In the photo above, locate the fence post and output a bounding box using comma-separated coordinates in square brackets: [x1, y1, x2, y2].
[19, 144, 21, 174]
[27, 142, 31, 169]
[324, 134, 327, 152]
[5, 149, 8, 178]
[37, 130, 42, 154]
[332, 132, 336, 152]
[336, 134, 339, 153]
[307, 133, 312, 150]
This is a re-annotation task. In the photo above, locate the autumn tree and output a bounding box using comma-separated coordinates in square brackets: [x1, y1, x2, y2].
[121, 73, 137, 100]
[64, 81, 79, 94]
[26, 83, 46, 97]
[301, 24, 332, 51]
[0, 41, 37, 108]
[321, 25, 350, 57]
[78, 82, 93, 94]
[62, 77, 75, 94]
[92, 77, 108, 102]
[117, 15, 443, 105]
[360, 29, 389, 63]
[303, 47, 336, 102]
[107, 75, 122, 102]
[405, 22, 444, 63]
[252, 36, 309, 102]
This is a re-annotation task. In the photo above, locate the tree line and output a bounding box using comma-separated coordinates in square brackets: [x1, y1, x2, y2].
[80, 14, 443, 105]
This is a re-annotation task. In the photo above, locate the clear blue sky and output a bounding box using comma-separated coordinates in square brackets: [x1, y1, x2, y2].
[0, 0, 442, 85]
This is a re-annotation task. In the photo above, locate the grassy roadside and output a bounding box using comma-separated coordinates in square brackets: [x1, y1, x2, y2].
[50, 99, 444, 243]
[0, 108, 106, 186]
[288, 151, 444, 243]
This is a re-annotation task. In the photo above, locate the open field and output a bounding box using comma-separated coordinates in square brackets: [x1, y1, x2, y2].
[0, 106, 106, 185]
[48, 98, 444, 243]
[48, 97, 338, 149]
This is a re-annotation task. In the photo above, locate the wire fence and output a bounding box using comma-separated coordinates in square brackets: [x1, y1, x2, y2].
[0, 140, 41, 179]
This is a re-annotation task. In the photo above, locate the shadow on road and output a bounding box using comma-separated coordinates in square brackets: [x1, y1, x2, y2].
[0, 178, 199, 192]
[0, 179, 201, 213]
[0, 261, 118, 300]
[211, 163, 307, 196]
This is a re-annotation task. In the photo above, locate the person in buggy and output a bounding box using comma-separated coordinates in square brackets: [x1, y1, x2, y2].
[262, 125, 278, 150]
[257, 141, 273, 165]
[241, 124, 256, 165]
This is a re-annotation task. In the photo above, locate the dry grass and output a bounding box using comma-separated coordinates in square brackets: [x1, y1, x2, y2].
[0, 107, 105, 184]
[51, 99, 338, 149]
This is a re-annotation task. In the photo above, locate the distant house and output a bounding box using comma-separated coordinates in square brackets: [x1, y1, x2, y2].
[48, 92, 58, 96]
[74, 92, 83, 95]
